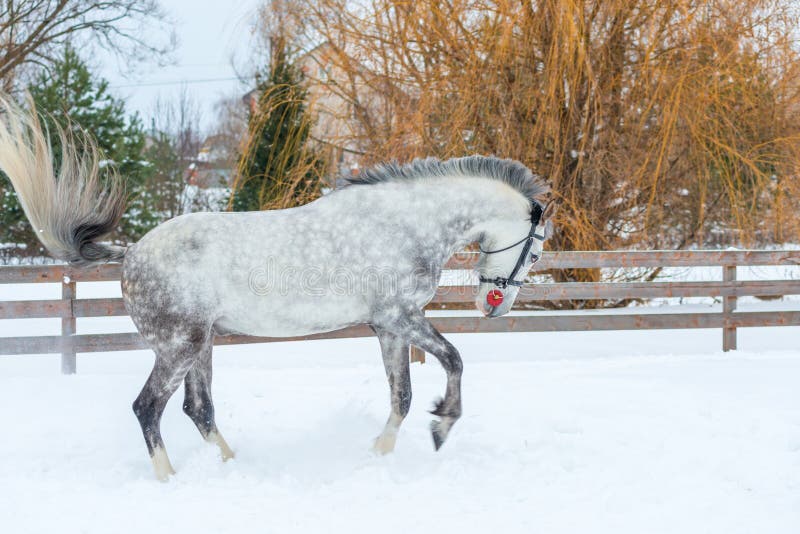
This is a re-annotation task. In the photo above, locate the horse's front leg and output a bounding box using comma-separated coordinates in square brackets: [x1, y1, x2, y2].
[377, 312, 463, 451]
[371, 326, 412, 454]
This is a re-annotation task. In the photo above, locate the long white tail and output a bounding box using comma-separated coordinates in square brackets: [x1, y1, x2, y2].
[0, 94, 127, 265]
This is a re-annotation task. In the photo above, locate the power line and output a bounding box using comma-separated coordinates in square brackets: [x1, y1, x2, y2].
[110, 76, 253, 89]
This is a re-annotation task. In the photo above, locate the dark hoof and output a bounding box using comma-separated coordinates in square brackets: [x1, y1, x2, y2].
[430, 420, 445, 451]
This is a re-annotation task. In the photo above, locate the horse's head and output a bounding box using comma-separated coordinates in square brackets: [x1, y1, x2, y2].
[475, 199, 555, 317]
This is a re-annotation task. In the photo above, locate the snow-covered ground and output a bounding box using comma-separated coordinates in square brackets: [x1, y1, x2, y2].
[1, 274, 799, 533]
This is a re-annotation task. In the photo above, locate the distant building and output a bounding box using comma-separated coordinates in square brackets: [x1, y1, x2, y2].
[242, 42, 375, 186]
[186, 135, 234, 188]
[297, 42, 364, 181]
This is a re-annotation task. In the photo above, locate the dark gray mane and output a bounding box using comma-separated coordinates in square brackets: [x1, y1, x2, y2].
[346, 155, 549, 204]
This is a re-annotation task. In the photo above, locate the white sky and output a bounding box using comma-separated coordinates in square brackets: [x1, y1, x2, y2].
[100, 0, 263, 132]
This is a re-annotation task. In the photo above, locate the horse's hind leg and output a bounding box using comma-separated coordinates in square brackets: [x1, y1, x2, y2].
[372, 327, 412, 454]
[182, 345, 234, 461]
[132, 325, 211, 481]
[133, 356, 193, 480]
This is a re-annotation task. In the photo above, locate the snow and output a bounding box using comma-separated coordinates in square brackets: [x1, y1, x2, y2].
[1, 279, 799, 533]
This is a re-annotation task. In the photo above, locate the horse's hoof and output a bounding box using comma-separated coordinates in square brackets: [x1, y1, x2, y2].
[430, 420, 445, 451]
[151, 447, 176, 482]
[372, 432, 397, 455]
[207, 431, 235, 461]
[155, 470, 174, 482]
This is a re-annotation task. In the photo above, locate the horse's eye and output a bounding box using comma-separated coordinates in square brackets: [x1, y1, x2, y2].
[530, 253, 540, 264]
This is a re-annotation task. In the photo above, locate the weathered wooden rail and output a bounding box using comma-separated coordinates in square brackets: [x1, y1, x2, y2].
[1, 250, 799, 373]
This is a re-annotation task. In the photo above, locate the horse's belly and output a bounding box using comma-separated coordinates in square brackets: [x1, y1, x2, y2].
[215, 293, 370, 338]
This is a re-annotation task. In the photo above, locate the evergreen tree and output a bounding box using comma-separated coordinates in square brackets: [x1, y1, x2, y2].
[0, 45, 152, 256]
[0, 169, 30, 253]
[231, 45, 323, 211]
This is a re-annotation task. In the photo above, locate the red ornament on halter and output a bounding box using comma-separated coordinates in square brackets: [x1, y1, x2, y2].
[486, 289, 504, 306]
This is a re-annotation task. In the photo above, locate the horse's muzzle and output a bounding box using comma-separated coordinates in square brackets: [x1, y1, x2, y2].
[479, 302, 504, 318]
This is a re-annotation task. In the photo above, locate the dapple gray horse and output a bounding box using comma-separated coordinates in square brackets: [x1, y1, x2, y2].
[0, 97, 553, 480]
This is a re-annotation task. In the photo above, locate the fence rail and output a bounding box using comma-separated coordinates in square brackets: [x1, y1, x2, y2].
[2, 250, 799, 372]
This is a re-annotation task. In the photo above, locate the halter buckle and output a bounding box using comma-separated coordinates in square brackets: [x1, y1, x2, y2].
[492, 277, 509, 289]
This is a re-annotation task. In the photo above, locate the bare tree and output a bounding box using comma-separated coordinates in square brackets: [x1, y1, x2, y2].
[145, 88, 203, 218]
[285, 0, 800, 252]
[211, 93, 248, 166]
[0, 0, 174, 87]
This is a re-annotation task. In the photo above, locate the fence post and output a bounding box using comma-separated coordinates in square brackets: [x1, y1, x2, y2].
[410, 345, 425, 364]
[722, 265, 737, 352]
[61, 274, 76, 374]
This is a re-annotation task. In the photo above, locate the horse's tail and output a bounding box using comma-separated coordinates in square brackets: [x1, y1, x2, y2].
[0, 94, 127, 266]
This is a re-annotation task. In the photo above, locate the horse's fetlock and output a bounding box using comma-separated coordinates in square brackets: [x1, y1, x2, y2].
[429, 396, 445, 416]
[429, 396, 461, 419]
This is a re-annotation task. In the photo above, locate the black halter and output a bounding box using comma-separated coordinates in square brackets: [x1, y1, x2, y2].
[478, 202, 545, 289]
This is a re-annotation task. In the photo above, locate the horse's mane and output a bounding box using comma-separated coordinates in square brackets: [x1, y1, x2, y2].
[346, 155, 549, 203]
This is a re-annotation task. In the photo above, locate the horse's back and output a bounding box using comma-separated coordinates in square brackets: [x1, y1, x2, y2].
[120, 191, 441, 338]
[121, 211, 273, 328]
[120, 207, 368, 337]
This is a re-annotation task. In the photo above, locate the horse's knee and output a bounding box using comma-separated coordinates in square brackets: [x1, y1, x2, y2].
[442, 352, 463, 378]
[449, 353, 463, 376]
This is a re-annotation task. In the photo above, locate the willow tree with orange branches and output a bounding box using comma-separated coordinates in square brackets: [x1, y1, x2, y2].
[284, 0, 800, 260]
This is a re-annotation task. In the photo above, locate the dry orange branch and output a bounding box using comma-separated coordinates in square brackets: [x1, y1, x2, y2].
[282, 0, 800, 251]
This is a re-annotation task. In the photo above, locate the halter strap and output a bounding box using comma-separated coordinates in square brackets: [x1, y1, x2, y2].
[479, 232, 545, 254]
[478, 202, 545, 289]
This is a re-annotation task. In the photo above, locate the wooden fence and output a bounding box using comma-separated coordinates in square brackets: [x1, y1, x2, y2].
[1, 250, 799, 373]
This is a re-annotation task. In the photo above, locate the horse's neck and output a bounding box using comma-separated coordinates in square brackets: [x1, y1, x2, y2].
[375, 176, 530, 264]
